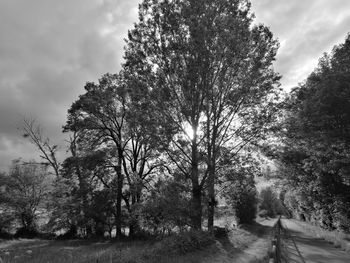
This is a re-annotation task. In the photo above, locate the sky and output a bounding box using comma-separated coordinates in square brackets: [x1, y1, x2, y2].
[0, 0, 349, 172]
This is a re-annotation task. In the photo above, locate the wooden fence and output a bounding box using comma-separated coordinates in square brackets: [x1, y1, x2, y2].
[269, 216, 306, 263]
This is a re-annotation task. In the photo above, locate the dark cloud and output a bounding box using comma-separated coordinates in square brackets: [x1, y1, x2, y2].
[0, 0, 349, 171]
[0, 0, 140, 171]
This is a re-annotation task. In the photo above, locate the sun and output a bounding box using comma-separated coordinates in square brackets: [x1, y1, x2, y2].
[183, 122, 195, 140]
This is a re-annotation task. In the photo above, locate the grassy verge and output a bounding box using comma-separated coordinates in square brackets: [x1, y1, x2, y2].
[0, 232, 216, 263]
[0, 218, 273, 263]
[292, 219, 350, 253]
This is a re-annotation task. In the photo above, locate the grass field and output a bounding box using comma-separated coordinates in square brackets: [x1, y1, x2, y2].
[0, 217, 273, 263]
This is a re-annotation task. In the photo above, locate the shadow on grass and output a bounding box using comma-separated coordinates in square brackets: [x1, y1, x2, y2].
[240, 222, 273, 237]
[213, 221, 273, 259]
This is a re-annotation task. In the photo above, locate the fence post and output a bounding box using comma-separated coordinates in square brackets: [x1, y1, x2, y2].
[270, 216, 282, 263]
[276, 216, 281, 263]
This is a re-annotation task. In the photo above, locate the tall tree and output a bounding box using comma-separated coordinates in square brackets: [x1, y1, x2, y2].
[64, 73, 164, 237]
[65, 73, 128, 236]
[124, 0, 280, 229]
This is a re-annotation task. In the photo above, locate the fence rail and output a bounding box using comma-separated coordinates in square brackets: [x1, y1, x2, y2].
[269, 216, 282, 263]
[268, 217, 305, 263]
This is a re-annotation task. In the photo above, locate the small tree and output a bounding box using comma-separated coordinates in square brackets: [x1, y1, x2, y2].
[223, 171, 257, 224]
[139, 179, 192, 235]
[259, 187, 284, 218]
[0, 161, 50, 237]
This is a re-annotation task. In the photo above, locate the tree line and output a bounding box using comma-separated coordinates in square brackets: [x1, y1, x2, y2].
[268, 33, 350, 232]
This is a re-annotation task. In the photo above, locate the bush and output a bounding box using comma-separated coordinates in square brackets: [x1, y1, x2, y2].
[0, 231, 13, 239]
[223, 173, 258, 224]
[138, 179, 192, 234]
[235, 190, 258, 224]
[259, 187, 285, 218]
[149, 230, 214, 256]
[14, 227, 39, 238]
[0, 210, 15, 235]
[213, 226, 228, 238]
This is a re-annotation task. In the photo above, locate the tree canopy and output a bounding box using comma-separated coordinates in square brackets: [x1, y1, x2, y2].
[274, 34, 350, 231]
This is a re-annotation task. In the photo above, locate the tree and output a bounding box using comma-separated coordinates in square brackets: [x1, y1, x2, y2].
[22, 118, 60, 178]
[124, 0, 280, 229]
[64, 73, 127, 237]
[0, 161, 50, 236]
[220, 152, 259, 224]
[46, 175, 80, 237]
[274, 33, 350, 231]
[64, 73, 164, 237]
[258, 187, 285, 218]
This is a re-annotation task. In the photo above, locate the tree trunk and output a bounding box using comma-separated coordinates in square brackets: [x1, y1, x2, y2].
[78, 174, 91, 236]
[192, 184, 202, 229]
[207, 162, 215, 231]
[191, 130, 202, 230]
[115, 158, 123, 237]
[207, 118, 218, 232]
[128, 194, 137, 237]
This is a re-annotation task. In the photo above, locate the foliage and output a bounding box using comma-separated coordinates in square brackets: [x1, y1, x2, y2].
[221, 154, 259, 224]
[138, 179, 192, 234]
[223, 175, 257, 224]
[45, 176, 80, 236]
[124, 0, 281, 230]
[273, 34, 350, 231]
[258, 187, 284, 218]
[64, 73, 164, 237]
[148, 230, 214, 257]
[0, 161, 50, 236]
[0, 208, 15, 237]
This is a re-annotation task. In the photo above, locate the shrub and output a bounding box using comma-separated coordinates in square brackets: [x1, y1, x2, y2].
[223, 173, 258, 224]
[14, 227, 39, 238]
[235, 190, 258, 224]
[259, 187, 285, 218]
[148, 230, 214, 257]
[0, 209, 15, 236]
[213, 226, 228, 238]
[0, 231, 13, 239]
[138, 179, 192, 234]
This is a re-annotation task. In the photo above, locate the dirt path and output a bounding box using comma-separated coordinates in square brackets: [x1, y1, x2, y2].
[281, 219, 350, 263]
[201, 218, 276, 263]
[232, 218, 278, 263]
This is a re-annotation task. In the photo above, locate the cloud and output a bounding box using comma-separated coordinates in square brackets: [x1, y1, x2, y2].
[0, 0, 349, 171]
[0, 0, 140, 171]
[251, 0, 350, 89]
